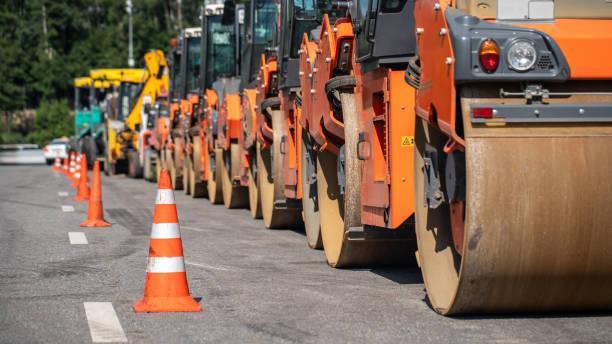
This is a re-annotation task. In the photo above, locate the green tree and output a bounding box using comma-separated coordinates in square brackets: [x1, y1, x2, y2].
[0, 0, 201, 144]
[27, 99, 72, 146]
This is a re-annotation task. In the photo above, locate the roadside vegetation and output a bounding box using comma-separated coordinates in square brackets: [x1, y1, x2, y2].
[0, 0, 201, 146]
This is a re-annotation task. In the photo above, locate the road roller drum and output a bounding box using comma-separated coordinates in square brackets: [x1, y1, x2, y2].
[415, 92, 612, 314]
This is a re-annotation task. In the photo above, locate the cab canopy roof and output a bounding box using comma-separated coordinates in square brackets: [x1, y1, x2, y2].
[89, 68, 148, 84]
[73, 77, 120, 88]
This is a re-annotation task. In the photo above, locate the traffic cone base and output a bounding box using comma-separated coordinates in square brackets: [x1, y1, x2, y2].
[74, 192, 90, 202]
[133, 296, 201, 313]
[133, 169, 201, 313]
[80, 218, 111, 227]
[81, 161, 111, 228]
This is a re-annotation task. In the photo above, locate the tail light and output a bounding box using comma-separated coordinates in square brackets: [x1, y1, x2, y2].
[43, 147, 48, 153]
[479, 39, 500, 74]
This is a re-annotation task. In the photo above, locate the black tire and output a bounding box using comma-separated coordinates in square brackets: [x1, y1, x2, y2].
[127, 150, 143, 178]
[105, 154, 113, 176]
[144, 148, 155, 182]
[83, 136, 97, 168]
[45, 159, 54, 165]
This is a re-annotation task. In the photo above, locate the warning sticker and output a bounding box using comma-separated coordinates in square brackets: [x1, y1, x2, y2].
[401, 136, 414, 147]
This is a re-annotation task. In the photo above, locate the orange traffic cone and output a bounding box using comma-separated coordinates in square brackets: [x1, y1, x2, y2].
[133, 169, 201, 313]
[53, 157, 61, 172]
[74, 157, 90, 201]
[80, 161, 111, 227]
[71, 154, 82, 188]
[62, 157, 69, 175]
[68, 153, 76, 181]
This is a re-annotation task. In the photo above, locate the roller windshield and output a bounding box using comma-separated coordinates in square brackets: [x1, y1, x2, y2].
[185, 37, 202, 93]
[284, 0, 343, 58]
[254, 0, 277, 44]
[205, 16, 236, 88]
[170, 52, 182, 100]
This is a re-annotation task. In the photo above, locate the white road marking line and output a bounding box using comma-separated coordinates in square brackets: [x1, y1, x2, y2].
[181, 225, 210, 232]
[185, 260, 230, 271]
[58, 191, 68, 197]
[83, 302, 127, 343]
[68, 232, 88, 245]
[61, 205, 75, 212]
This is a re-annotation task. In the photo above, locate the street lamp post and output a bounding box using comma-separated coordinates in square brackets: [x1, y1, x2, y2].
[126, 0, 135, 67]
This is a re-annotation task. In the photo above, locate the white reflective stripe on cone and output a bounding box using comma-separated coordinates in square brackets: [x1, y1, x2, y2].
[151, 223, 180, 239]
[156, 189, 175, 204]
[146, 257, 185, 273]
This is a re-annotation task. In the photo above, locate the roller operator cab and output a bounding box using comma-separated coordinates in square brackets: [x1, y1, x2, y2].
[215, 0, 278, 217]
[143, 95, 170, 183]
[253, 0, 327, 230]
[162, 36, 182, 183]
[202, 0, 278, 210]
[198, 3, 245, 205]
[410, 0, 612, 314]
[293, 0, 418, 267]
[167, 27, 201, 190]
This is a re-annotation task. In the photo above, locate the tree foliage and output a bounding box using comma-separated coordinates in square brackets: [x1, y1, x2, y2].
[27, 100, 73, 146]
[0, 0, 201, 144]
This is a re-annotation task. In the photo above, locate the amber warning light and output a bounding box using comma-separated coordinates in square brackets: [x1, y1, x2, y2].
[479, 39, 500, 73]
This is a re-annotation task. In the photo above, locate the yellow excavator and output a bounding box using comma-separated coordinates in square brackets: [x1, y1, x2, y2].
[95, 50, 169, 176]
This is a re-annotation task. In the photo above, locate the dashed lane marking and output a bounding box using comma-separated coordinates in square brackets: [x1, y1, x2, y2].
[185, 260, 231, 271]
[68, 232, 88, 245]
[61, 205, 75, 212]
[58, 191, 68, 197]
[83, 302, 127, 343]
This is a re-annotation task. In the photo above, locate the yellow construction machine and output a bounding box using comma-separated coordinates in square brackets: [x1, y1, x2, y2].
[96, 50, 169, 176]
[72, 76, 120, 167]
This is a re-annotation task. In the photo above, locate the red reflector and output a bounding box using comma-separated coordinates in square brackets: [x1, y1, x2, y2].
[473, 108, 493, 119]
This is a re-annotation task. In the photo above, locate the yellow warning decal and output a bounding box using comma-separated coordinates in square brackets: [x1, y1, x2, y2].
[401, 136, 414, 147]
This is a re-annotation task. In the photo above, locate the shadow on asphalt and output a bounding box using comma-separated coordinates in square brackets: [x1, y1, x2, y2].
[450, 310, 612, 320]
[418, 295, 612, 320]
[288, 226, 306, 237]
[369, 267, 423, 285]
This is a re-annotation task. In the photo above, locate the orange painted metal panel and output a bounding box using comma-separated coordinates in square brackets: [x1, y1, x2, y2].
[518, 19, 612, 79]
[309, 15, 353, 152]
[414, 0, 463, 145]
[281, 91, 299, 199]
[387, 71, 415, 228]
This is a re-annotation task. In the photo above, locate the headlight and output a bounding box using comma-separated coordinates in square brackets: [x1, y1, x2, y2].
[507, 40, 537, 72]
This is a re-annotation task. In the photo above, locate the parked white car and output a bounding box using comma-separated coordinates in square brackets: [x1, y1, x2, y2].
[43, 138, 69, 164]
[0, 144, 46, 165]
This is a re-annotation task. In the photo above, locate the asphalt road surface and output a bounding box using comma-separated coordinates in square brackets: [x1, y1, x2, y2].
[1, 165, 611, 343]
